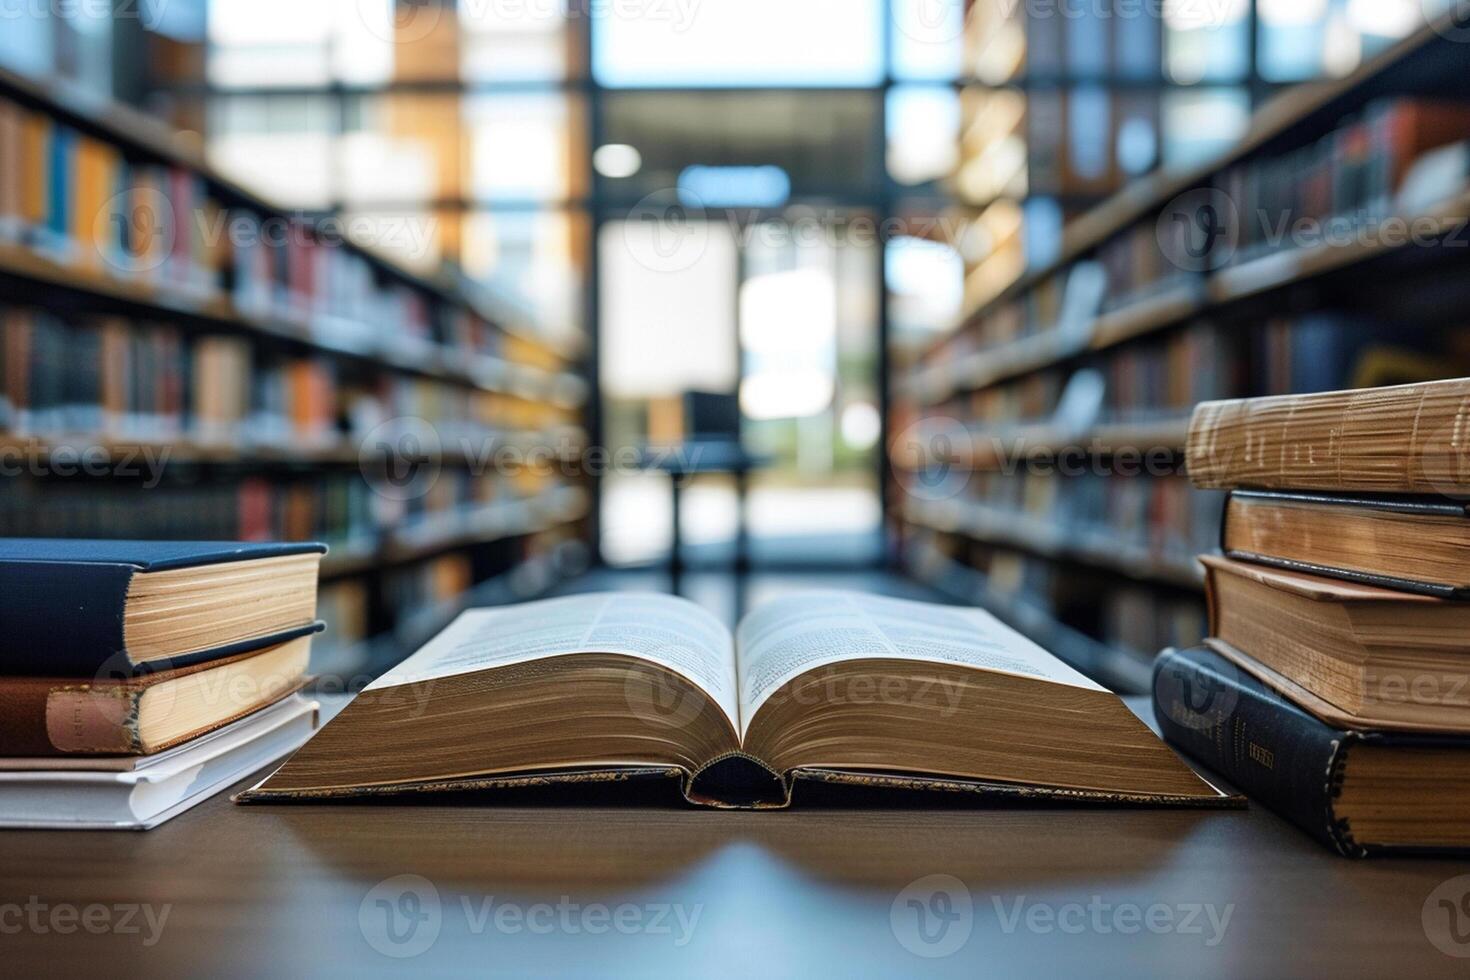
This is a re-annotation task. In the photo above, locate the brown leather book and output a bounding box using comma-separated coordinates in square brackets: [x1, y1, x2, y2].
[1186, 377, 1470, 494]
[0, 635, 312, 756]
[238, 592, 1234, 810]
[1201, 554, 1470, 733]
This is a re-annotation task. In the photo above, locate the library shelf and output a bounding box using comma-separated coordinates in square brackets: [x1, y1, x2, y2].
[902, 496, 1203, 593]
[0, 427, 591, 470]
[0, 243, 588, 407]
[910, 185, 1470, 406]
[318, 488, 590, 582]
[893, 12, 1470, 676]
[0, 64, 574, 361]
[933, 13, 1456, 345]
[892, 415, 1192, 472]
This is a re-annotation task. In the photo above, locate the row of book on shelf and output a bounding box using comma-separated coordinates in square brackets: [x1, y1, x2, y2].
[0, 93, 560, 363]
[914, 313, 1470, 443]
[931, 97, 1470, 391]
[907, 469, 1221, 579]
[0, 305, 579, 449]
[0, 467, 588, 557]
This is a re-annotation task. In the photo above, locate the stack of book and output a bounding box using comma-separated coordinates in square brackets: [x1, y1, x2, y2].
[0, 539, 325, 829]
[1153, 378, 1470, 857]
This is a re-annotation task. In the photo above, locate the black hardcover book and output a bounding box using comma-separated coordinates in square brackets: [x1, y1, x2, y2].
[0, 538, 327, 676]
[1153, 644, 1470, 858]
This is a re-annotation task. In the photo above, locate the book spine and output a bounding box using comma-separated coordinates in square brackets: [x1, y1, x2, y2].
[0, 679, 142, 755]
[0, 560, 134, 675]
[1152, 645, 1359, 856]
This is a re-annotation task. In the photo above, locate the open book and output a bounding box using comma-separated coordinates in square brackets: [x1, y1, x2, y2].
[239, 592, 1228, 809]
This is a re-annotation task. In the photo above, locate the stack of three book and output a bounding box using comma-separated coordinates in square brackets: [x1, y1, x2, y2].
[1155, 378, 1470, 856]
[0, 540, 325, 829]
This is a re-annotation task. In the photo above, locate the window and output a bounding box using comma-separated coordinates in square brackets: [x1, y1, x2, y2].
[593, 0, 885, 88]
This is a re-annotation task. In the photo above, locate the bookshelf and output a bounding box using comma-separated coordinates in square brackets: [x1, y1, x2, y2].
[0, 64, 593, 674]
[893, 12, 1470, 690]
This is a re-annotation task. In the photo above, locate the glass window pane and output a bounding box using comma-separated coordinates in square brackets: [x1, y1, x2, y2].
[1164, 0, 1250, 84]
[1115, 92, 1161, 176]
[593, 0, 885, 88]
[1258, 0, 1330, 81]
[460, 1, 571, 81]
[207, 95, 337, 209]
[207, 0, 333, 88]
[887, 234, 964, 340]
[598, 220, 738, 400]
[891, 0, 965, 81]
[0, 10, 53, 79]
[333, 0, 395, 85]
[1162, 88, 1251, 169]
[341, 93, 462, 206]
[887, 86, 961, 188]
[465, 94, 585, 203]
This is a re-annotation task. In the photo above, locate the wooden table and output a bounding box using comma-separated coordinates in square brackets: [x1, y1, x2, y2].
[1, 697, 1467, 978]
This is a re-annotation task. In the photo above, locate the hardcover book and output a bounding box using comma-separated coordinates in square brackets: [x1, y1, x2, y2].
[0, 633, 314, 755]
[1186, 377, 1470, 495]
[1201, 555, 1470, 733]
[1154, 644, 1470, 857]
[239, 591, 1233, 810]
[0, 538, 327, 675]
[1220, 490, 1470, 597]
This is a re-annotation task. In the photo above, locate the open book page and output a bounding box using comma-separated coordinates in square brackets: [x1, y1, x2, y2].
[735, 591, 1105, 736]
[365, 593, 740, 728]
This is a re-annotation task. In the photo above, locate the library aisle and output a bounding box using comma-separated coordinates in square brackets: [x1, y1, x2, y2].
[4, 2, 1470, 977]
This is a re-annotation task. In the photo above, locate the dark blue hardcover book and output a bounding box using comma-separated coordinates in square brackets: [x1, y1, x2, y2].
[0, 539, 327, 676]
[1154, 643, 1470, 857]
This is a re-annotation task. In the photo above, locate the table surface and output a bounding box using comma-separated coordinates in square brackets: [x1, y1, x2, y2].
[2, 696, 1468, 979]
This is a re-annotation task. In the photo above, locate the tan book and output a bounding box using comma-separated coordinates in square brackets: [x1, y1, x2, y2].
[1221, 490, 1470, 597]
[238, 591, 1231, 810]
[0, 98, 21, 239]
[1186, 377, 1470, 494]
[1201, 554, 1470, 732]
[0, 636, 312, 756]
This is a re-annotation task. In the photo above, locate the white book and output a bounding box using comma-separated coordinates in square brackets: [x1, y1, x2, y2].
[0, 696, 318, 830]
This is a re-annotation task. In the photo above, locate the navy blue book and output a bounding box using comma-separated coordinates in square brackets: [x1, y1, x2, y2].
[0, 539, 327, 676]
[1154, 643, 1470, 857]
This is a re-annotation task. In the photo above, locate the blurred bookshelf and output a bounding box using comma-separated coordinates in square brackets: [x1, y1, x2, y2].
[0, 58, 593, 676]
[892, 10, 1470, 691]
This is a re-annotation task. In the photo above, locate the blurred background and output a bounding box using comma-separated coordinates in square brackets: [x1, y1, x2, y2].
[2, 0, 1468, 685]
